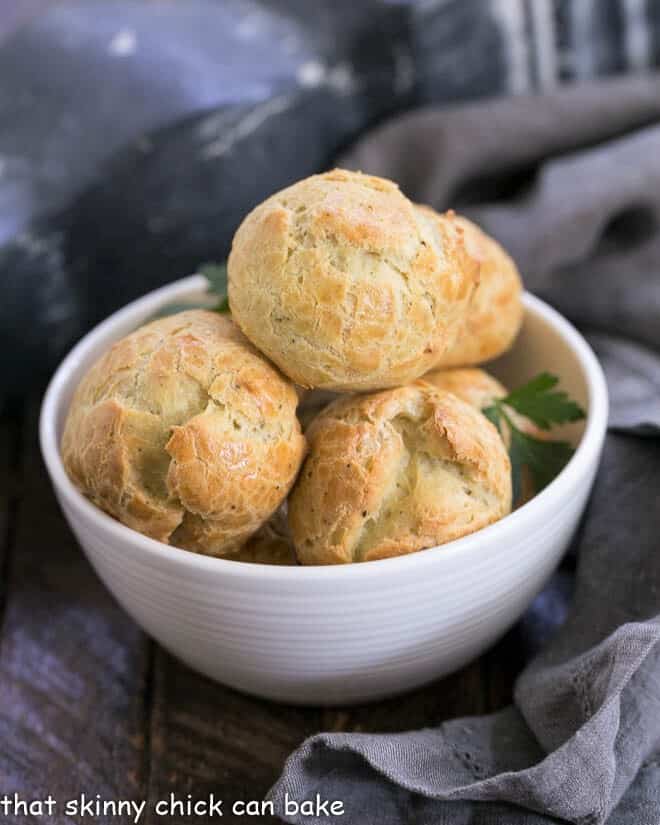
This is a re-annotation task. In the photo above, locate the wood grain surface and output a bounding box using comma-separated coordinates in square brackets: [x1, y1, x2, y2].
[0, 398, 522, 824]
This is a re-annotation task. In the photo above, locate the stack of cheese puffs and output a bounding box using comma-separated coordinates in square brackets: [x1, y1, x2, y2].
[62, 169, 538, 565]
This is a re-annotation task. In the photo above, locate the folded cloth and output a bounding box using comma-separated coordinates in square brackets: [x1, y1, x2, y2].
[269, 74, 660, 824]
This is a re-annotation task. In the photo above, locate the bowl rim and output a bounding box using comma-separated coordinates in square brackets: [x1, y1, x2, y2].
[39, 275, 609, 582]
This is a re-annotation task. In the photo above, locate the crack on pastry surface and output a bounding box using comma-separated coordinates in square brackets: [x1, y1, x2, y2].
[61, 310, 306, 557]
[288, 382, 511, 564]
[228, 169, 479, 391]
[422, 366, 547, 503]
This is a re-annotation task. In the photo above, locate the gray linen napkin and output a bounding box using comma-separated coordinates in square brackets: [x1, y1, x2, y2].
[269, 74, 660, 824]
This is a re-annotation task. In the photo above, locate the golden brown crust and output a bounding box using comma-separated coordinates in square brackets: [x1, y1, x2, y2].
[228, 169, 479, 391]
[421, 366, 508, 411]
[417, 210, 523, 367]
[61, 310, 306, 556]
[288, 382, 511, 564]
[422, 367, 544, 443]
[422, 367, 545, 503]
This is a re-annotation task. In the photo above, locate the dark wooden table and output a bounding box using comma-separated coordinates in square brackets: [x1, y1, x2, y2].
[0, 396, 525, 824]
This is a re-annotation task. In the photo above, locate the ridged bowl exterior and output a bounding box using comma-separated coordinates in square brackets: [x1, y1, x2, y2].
[41, 277, 608, 705]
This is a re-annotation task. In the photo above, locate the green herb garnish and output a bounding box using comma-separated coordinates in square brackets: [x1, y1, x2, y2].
[495, 372, 585, 430]
[153, 261, 230, 318]
[198, 261, 229, 312]
[482, 372, 586, 504]
[151, 301, 204, 318]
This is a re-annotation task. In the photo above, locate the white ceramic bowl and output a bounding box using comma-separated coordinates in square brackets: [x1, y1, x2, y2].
[40, 275, 608, 705]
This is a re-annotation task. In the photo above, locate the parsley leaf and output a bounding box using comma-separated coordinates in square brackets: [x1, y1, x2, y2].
[152, 261, 230, 319]
[482, 372, 585, 505]
[500, 371, 585, 430]
[214, 294, 230, 313]
[199, 261, 230, 314]
[151, 302, 205, 318]
[199, 261, 228, 299]
[482, 404, 501, 432]
[509, 426, 574, 502]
